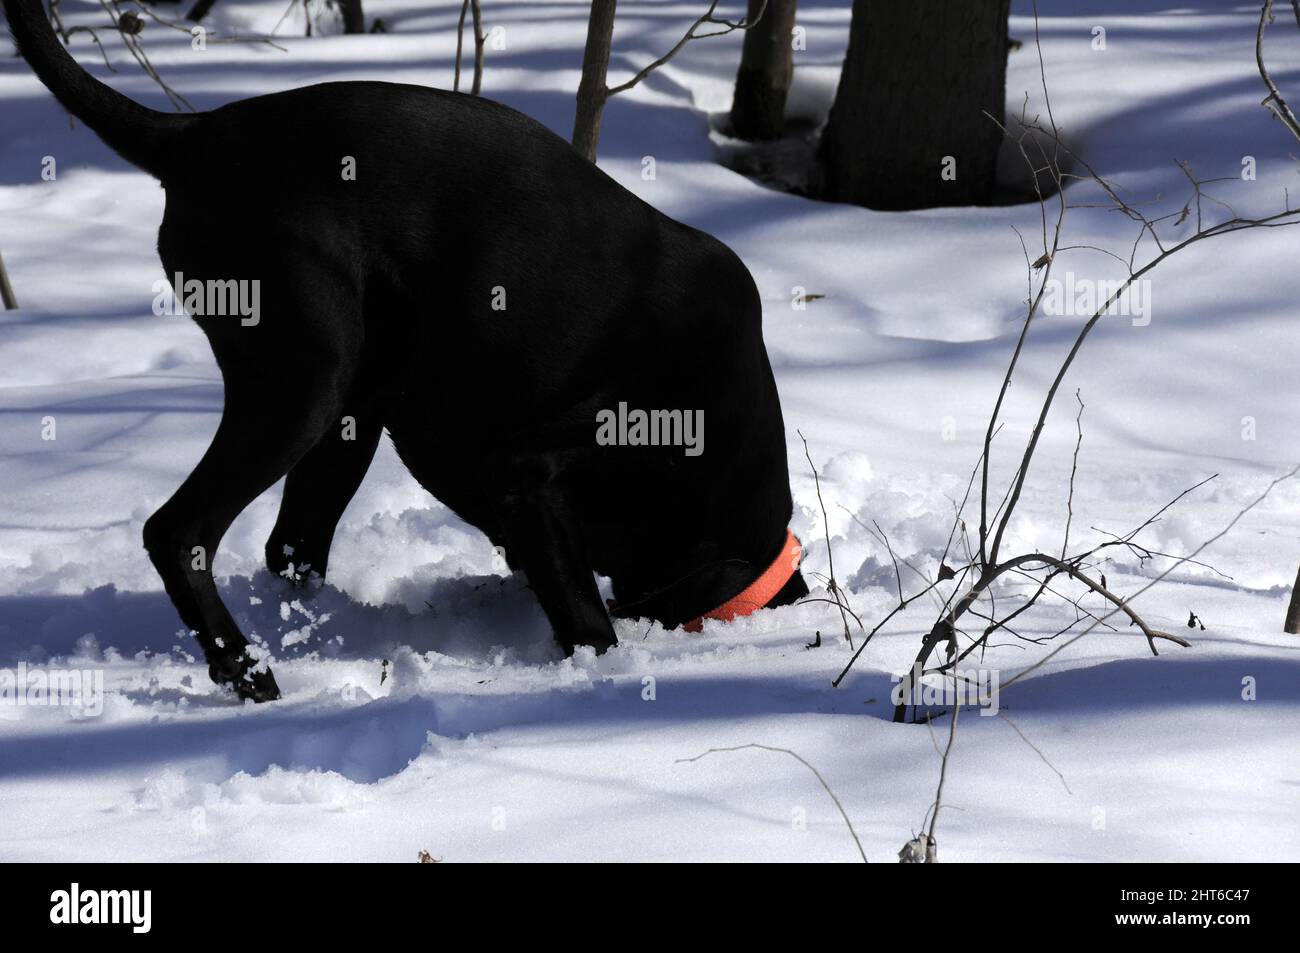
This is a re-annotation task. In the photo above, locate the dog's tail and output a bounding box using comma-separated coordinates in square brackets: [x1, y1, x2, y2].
[3, 0, 193, 177]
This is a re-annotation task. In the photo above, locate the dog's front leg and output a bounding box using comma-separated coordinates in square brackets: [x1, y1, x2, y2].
[488, 456, 616, 656]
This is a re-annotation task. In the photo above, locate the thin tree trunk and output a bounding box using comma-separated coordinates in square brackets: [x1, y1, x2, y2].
[1286, 565, 1300, 633]
[818, 0, 1011, 210]
[730, 0, 797, 140]
[0, 251, 17, 310]
[186, 0, 219, 23]
[338, 0, 365, 35]
[572, 0, 617, 162]
[454, 0, 486, 96]
[471, 0, 485, 96]
[455, 0, 469, 92]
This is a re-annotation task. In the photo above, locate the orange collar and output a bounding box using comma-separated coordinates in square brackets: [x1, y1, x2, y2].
[683, 530, 801, 633]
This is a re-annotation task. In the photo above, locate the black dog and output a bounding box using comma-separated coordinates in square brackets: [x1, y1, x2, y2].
[6, 1, 807, 701]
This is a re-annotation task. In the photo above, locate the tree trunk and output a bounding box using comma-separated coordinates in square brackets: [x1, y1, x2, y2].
[730, 0, 798, 140]
[338, 0, 365, 35]
[455, 0, 486, 96]
[1286, 565, 1300, 634]
[572, 0, 617, 162]
[452, 0, 483, 95]
[186, 0, 219, 23]
[470, 0, 485, 96]
[0, 251, 17, 311]
[818, 0, 1011, 210]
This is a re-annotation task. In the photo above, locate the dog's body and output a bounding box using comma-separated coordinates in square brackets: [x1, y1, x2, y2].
[6, 1, 806, 700]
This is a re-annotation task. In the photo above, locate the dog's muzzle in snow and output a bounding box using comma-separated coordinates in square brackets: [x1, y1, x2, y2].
[682, 529, 802, 632]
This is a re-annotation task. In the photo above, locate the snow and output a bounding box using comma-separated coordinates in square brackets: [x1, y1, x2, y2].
[1, 0, 1298, 862]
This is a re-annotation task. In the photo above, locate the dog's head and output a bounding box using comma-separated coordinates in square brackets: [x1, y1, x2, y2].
[608, 536, 808, 631]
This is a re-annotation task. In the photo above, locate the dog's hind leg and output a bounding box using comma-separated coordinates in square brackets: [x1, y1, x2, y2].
[265, 395, 383, 585]
[144, 306, 360, 701]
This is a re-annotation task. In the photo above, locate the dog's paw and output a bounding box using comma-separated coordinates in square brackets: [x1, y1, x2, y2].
[209, 655, 282, 703]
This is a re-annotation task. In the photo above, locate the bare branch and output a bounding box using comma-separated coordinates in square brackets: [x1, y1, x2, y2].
[1061, 390, 1084, 561]
[798, 432, 859, 648]
[923, 679, 961, 861]
[1002, 462, 1300, 690]
[998, 711, 1072, 794]
[677, 743, 867, 862]
[607, 0, 769, 97]
[1257, 0, 1300, 142]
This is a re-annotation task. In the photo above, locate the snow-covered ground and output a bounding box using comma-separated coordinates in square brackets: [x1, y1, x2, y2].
[1, 0, 1299, 862]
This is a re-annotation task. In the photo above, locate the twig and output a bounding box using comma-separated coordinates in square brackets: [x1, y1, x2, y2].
[993, 552, 1188, 652]
[607, 0, 769, 97]
[798, 431, 858, 648]
[997, 711, 1072, 794]
[677, 743, 867, 862]
[1002, 462, 1300, 691]
[99, 0, 193, 110]
[923, 682, 961, 861]
[1257, 1, 1300, 141]
[1061, 390, 1084, 561]
[573, 0, 768, 160]
[136, 2, 290, 50]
